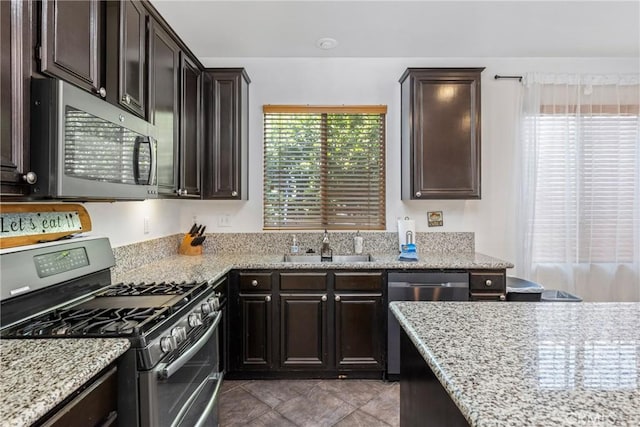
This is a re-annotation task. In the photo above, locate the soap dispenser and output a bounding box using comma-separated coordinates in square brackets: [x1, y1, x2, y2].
[291, 235, 299, 254]
[354, 231, 364, 254]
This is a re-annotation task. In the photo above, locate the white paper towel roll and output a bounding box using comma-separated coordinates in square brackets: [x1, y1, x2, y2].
[397, 218, 416, 252]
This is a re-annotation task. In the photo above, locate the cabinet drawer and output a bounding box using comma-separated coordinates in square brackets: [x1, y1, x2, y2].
[335, 272, 383, 291]
[470, 292, 506, 302]
[469, 271, 505, 292]
[239, 273, 273, 291]
[42, 366, 117, 427]
[280, 273, 327, 291]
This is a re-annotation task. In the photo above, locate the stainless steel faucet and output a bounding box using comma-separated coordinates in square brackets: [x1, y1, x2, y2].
[321, 229, 332, 261]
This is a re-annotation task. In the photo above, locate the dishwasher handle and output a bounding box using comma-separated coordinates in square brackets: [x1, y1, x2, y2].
[387, 272, 469, 285]
[389, 281, 469, 289]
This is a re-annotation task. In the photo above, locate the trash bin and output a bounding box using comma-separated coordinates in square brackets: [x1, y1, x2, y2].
[506, 277, 544, 301]
[540, 290, 583, 302]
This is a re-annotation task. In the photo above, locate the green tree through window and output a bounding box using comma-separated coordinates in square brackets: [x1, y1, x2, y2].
[263, 106, 386, 230]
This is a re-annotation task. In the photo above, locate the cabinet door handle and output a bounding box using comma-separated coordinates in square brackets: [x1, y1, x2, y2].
[485, 279, 493, 287]
[321, 295, 327, 302]
[22, 171, 38, 184]
[95, 87, 107, 98]
[251, 280, 258, 287]
[231, 191, 238, 197]
[415, 191, 422, 198]
[335, 295, 341, 302]
[265, 295, 271, 302]
[177, 189, 188, 196]
[499, 294, 506, 301]
[122, 94, 131, 104]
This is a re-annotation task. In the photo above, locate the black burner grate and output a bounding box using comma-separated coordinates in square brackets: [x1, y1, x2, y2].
[97, 281, 205, 297]
[3, 307, 170, 338]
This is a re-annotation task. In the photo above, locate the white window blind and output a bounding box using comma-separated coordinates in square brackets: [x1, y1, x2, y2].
[530, 111, 639, 264]
[263, 105, 386, 230]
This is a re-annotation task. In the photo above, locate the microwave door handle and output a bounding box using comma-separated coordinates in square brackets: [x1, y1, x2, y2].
[133, 136, 144, 184]
[158, 310, 222, 379]
[148, 136, 157, 186]
[133, 136, 156, 185]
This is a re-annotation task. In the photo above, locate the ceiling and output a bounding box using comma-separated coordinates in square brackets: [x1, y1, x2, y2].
[150, 1, 640, 58]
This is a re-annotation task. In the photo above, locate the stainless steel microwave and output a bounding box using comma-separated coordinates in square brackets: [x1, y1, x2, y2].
[30, 79, 158, 200]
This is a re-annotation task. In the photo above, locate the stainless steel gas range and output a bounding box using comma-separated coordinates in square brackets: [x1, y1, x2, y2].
[0, 237, 226, 427]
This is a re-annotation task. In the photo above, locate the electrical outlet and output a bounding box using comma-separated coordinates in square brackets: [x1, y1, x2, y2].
[143, 217, 150, 234]
[218, 214, 232, 228]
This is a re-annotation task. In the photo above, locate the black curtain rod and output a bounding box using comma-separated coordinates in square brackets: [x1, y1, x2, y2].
[494, 74, 523, 82]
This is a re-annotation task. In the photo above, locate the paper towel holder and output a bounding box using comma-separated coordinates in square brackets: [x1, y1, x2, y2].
[406, 230, 414, 244]
[397, 216, 416, 252]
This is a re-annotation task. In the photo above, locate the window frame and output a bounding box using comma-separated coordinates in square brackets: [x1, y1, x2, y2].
[262, 105, 387, 231]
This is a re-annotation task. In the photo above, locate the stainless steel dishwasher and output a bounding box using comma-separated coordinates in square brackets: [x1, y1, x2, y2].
[387, 271, 469, 379]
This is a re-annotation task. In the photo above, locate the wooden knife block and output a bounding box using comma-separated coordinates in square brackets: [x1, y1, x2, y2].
[179, 234, 202, 256]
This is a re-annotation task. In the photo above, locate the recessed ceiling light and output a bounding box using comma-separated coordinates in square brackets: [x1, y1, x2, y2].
[316, 37, 338, 50]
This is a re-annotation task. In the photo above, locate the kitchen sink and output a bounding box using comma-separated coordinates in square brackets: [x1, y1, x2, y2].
[282, 254, 373, 263]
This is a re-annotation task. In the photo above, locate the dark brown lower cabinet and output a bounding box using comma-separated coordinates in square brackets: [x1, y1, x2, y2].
[238, 293, 273, 368]
[469, 270, 506, 301]
[229, 270, 385, 379]
[335, 294, 384, 370]
[280, 294, 328, 368]
[41, 366, 118, 427]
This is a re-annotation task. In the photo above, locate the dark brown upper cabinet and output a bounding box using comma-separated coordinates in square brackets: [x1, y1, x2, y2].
[400, 68, 484, 200]
[148, 19, 180, 196]
[1, 0, 34, 197]
[39, 0, 104, 97]
[106, 0, 147, 118]
[202, 68, 250, 200]
[179, 53, 201, 198]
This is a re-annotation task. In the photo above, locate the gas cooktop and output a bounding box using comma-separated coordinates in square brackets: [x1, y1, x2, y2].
[1, 280, 211, 339]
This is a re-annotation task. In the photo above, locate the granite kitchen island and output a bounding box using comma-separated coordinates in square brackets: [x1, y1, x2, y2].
[390, 301, 640, 426]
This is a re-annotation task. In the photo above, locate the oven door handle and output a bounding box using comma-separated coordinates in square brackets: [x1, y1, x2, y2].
[159, 310, 222, 380]
[194, 372, 223, 427]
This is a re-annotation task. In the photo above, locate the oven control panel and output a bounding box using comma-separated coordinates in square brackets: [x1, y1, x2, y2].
[34, 247, 89, 278]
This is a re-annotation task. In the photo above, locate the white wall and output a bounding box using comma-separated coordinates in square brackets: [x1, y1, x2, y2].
[86, 57, 638, 266]
[83, 199, 182, 247]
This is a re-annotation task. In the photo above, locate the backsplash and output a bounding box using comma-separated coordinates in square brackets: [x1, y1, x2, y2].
[110, 232, 474, 276]
[111, 235, 182, 278]
[200, 231, 474, 255]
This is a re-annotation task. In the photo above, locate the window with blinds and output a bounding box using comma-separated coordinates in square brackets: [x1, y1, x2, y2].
[263, 105, 386, 230]
[530, 110, 639, 264]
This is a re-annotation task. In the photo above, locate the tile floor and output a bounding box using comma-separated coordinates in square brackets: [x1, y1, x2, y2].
[219, 379, 400, 426]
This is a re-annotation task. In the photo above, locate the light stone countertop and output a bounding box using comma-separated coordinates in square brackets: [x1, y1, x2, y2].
[0, 252, 511, 427]
[390, 301, 640, 426]
[113, 251, 513, 284]
[0, 339, 130, 427]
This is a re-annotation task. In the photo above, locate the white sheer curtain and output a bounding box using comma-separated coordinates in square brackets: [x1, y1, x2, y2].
[515, 73, 640, 302]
